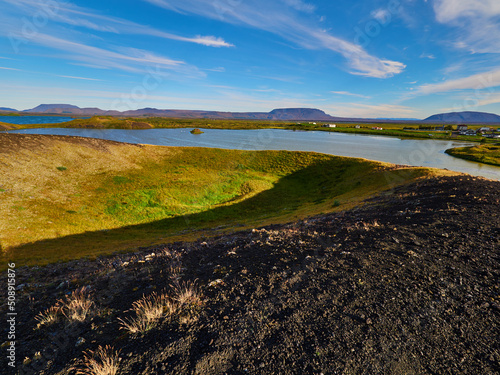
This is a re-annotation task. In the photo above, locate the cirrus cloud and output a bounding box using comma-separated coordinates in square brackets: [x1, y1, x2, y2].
[144, 0, 405, 78]
[2, 0, 233, 48]
[433, 0, 500, 53]
[417, 67, 500, 95]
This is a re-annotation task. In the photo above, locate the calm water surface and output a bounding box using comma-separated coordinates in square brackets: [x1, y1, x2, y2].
[8, 127, 500, 180]
[1, 116, 75, 124]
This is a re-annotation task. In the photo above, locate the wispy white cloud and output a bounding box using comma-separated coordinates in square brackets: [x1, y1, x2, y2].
[205, 84, 238, 90]
[2, 0, 233, 48]
[324, 103, 417, 118]
[206, 84, 283, 94]
[371, 9, 391, 24]
[433, 0, 500, 53]
[0, 66, 21, 71]
[144, 0, 405, 78]
[437, 90, 500, 112]
[474, 92, 500, 107]
[433, 0, 500, 23]
[205, 67, 226, 72]
[252, 88, 282, 93]
[308, 30, 406, 78]
[282, 0, 316, 13]
[70, 63, 112, 70]
[417, 67, 500, 95]
[5, 31, 205, 78]
[420, 53, 436, 59]
[133, 30, 233, 48]
[331, 91, 371, 99]
[255, 75, 303, 83]
[57, 75, 103, 81]
[442, 63, 463, 75]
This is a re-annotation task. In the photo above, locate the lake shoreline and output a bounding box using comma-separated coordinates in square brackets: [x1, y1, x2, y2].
[445, 144, 500, 167]
[8, 127, 499, 180]
[4, 114, 499, 144]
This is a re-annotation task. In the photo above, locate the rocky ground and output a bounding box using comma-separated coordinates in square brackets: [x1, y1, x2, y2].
[1, 175, 499, 374]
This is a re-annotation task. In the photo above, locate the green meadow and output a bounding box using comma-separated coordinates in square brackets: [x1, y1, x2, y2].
[0, 133, 456, 268]
[445, 144, 500, 167]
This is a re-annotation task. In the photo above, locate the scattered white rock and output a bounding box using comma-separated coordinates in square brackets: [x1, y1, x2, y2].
[208, 279, 224, 287]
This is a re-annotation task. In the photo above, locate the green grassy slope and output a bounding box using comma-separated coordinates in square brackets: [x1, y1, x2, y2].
[0, 133, 456, 268]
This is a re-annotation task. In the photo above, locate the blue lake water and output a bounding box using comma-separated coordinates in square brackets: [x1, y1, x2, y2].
[8, 127, 500, 180]
[0, 116, 76, 124]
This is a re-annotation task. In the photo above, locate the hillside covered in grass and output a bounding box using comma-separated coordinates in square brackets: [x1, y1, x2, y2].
[0, 133, 451, 268]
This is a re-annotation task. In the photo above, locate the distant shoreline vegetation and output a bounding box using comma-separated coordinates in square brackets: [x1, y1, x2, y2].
[9, 115, 499, 145]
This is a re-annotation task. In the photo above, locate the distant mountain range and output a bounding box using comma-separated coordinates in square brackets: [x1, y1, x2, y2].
[423, 111, 500, 124]
[2, 105, 500, 123]
[19, 105, 341, 121]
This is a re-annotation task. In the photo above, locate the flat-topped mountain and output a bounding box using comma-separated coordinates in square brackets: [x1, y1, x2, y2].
[423, 111, 500, 123]
[267, 108, 334, 120]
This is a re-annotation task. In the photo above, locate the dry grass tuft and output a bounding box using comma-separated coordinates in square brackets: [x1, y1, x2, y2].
[35, 304, 62, 328]
[62, 286, 95, 323]
[118, 291, 175, 333]
[35, 286, 95, 328]
[172, 280, 201, 306]
[119, 281, 203, 333]
[74, 345, 120, 375]
[168, 264, 183, 282]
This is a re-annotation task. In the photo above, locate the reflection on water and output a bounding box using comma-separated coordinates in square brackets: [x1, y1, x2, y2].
[9, 127, 500, 180]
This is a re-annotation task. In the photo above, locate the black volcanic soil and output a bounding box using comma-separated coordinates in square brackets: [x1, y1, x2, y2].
[1, 175, 499, 374]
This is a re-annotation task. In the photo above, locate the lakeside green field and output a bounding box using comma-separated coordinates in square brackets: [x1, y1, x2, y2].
[8, 115, 500, 143]
[0, 133, 455, 268]
[445, 144, 500, 167]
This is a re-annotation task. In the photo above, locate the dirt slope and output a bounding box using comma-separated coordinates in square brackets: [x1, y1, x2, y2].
[1, 175, 499, 374]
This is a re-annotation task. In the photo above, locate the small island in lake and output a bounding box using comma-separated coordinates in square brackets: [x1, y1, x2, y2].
[190, 128, 204, 134]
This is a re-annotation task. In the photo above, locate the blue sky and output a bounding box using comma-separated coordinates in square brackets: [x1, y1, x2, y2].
[0, 0, 499, 119]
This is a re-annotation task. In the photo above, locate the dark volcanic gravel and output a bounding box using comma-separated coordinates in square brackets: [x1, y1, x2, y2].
[1, 175, 499, 374]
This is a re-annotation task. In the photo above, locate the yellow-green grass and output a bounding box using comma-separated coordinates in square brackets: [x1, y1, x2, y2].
[0, 133, 457, 268]
[66, 116, 153, 129]
[445, 143, 500, 167]
[0, 121, 21, 130]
